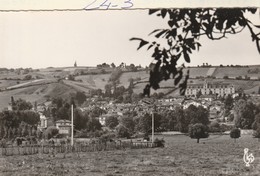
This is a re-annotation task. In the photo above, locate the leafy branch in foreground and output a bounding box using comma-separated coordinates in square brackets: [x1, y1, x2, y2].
[130, 8, 260, 97]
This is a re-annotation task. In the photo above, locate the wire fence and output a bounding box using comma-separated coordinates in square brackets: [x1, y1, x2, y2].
[0, 140, 157, 156]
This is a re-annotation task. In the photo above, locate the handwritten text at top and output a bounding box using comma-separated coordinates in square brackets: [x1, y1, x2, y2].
[84, 0, 134, 10]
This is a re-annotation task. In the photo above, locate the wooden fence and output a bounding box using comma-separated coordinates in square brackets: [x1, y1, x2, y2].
[1, 141, 157, 156]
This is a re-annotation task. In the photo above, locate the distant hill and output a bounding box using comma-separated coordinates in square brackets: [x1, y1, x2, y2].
[0, 65, 260, 110]
[184, 65, 260, 79]
[0, 82, 78, 110]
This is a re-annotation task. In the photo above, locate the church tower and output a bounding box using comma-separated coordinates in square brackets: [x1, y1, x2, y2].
[74, 61, 77, 67]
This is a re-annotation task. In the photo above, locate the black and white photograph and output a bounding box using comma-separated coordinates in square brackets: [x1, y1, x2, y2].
[0, 1, 260, 175]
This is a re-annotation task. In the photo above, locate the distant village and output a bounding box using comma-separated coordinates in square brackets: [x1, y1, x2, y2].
[29, 80, 259, 138]
[0, 62, 260, 142]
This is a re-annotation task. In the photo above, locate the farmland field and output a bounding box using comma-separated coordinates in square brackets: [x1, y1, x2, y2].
[0, 134, 259, 176]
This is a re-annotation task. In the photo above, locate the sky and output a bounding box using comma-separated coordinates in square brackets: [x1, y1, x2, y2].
[0, 9, 260, 69]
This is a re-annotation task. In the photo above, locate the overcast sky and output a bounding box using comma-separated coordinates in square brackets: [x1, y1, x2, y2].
[0, 9, 260, 69]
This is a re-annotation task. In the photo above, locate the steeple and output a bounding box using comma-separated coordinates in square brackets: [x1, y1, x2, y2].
[74, 61, 77, 67]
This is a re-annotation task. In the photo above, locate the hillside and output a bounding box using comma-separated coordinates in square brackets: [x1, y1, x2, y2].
[0, 82, 81, 110]
[0, 65, 260, 110]
[184, 65, 260, 79]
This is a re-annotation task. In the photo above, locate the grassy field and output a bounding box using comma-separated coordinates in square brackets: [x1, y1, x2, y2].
[0, 134, 259, 176]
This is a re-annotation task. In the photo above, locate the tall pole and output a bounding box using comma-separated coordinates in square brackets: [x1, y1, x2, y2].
[71, 104, 74, 146]
[152, 111, 154, 144]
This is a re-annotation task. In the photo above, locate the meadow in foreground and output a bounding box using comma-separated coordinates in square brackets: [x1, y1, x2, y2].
[0, 134, 259, 176]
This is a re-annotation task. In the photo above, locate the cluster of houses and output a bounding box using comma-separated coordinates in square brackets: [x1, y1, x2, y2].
[32, 80, 239, 137]
[38, 112, 72, 137]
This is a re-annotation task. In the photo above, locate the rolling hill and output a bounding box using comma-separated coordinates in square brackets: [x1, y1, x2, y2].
[0, 65, 259, 110]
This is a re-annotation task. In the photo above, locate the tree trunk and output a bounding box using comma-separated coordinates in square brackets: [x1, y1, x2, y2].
[197, 138, 199, 143]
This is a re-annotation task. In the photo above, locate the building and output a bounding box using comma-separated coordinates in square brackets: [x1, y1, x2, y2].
[185, 80, 235, 97]
[183, 100, 207, 109]
[55, 120, 72, 136]
[38, 113, 48, 130]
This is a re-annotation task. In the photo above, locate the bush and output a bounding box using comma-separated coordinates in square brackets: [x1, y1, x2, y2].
[35, 75, 43, 79]
[188, 123, 209, 143]
[219, 124, 233, 132]
[116, 124, 131, 138]
[0, 138, 7, 148]
[230, 128, 241, 142]
[154, 138, 165, 147]
[43, 126, 59, 139]
[23, 75, 32, 80]
[236, 76, 242, 80]
[99, 132, 117, 142]
[68, 75, 75, 81]
[209, 121, 221, 133]
[253, 127, 260, 142]
[105, 116, 119, 129]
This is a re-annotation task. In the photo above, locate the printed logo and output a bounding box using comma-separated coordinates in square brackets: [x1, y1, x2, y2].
[243, 148, 254, 167]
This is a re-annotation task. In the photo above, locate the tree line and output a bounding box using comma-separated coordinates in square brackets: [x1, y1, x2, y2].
[0, 97, 40, 139]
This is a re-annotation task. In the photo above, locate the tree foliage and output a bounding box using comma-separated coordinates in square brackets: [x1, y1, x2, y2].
[105, 115, 119, 129]
[225, 94, 233, 106]
[11, 97, 33, 111]
[234, 99, 257, 129]
[0, 110, 40, 139]
[116, 115, 135, 138]
[116, 124, 131, 138]
[208, 120, 221, 133]
[252, 113, 260, 130]
[1, 97, 40, 139]
[44, 126, 59, 139]
[86, 117, 102, 132]
[230, 128, 241, 142]
[188, 123, 209, 143]
[253, 121, 260, 141]
[186, 105, 209, 125]
[75, 91, 87, 105]
[253, 125, 260, 141]
[136, 113, 162, 135]
[131, 8, 260, 96]
[74, 109, 88, 130]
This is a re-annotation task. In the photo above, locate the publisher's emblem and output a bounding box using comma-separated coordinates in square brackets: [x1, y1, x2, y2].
[243, 148, 254, 167]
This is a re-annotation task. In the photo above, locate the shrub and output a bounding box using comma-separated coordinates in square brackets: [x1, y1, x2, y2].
[43, 126, 59, 139]
[99, 132, 117, 142]
[0, 138, 8, 148]
[74, 129, 89, 138]
[236, 76, 242, 80]
[209, 121, 221, 133]
[67, 75, 75, 81]
[230, 128, 241, 142]
[116, 124, 131, 138]
[253, 127, 260, 142]
[219, 124, 233, 132]
[154, 138, 165, 147]
[188, 123, 209, 143]
[105, 116, 119, 129]
[223, 76, 229, 79]
[35, 75, 43, 79]
[23, 75, 32, 80]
